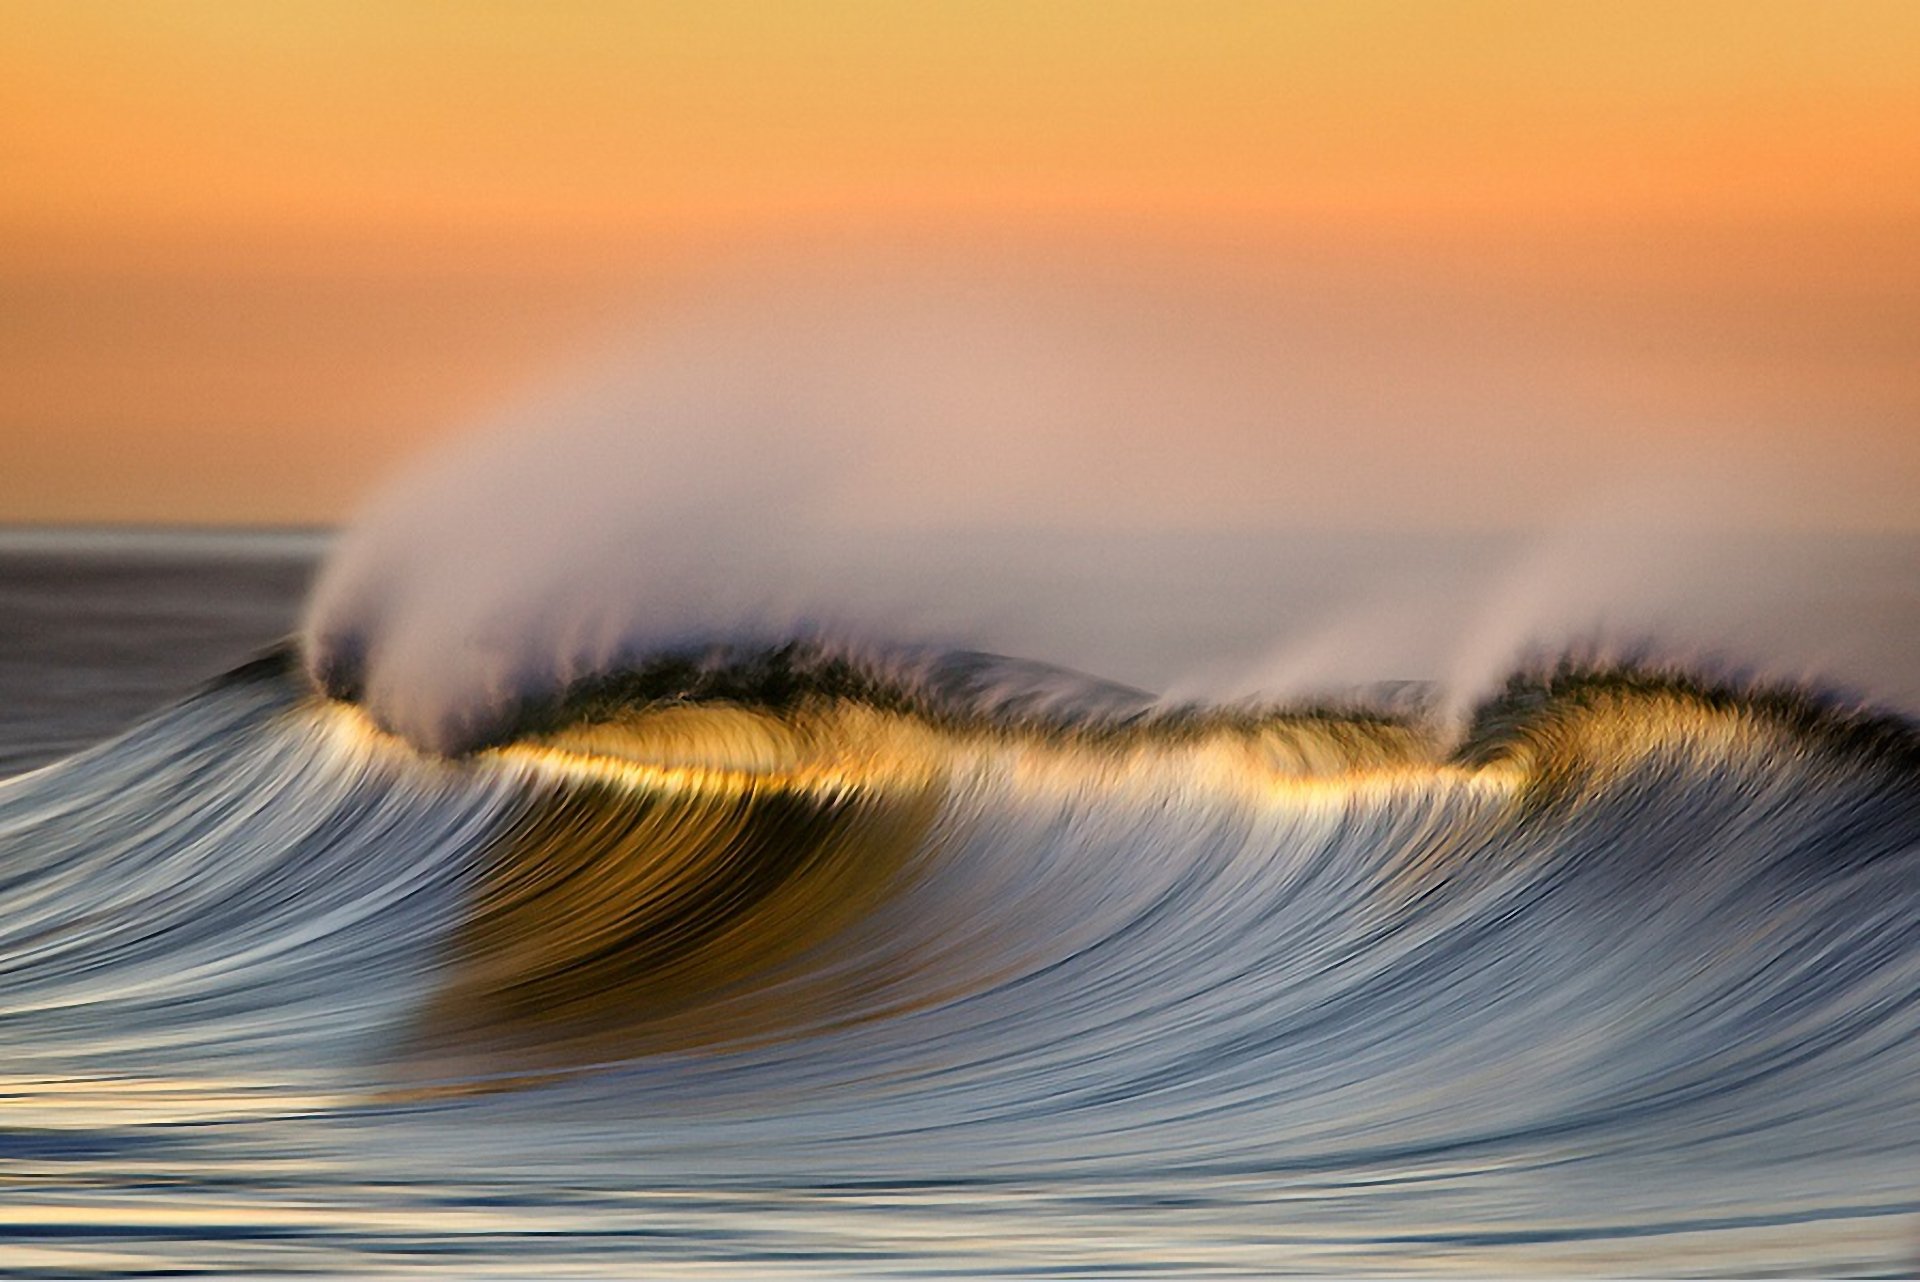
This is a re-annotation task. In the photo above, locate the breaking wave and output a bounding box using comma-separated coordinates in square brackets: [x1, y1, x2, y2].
[2, 637, 1917, 1273]
[9, 268, 1920, 1274]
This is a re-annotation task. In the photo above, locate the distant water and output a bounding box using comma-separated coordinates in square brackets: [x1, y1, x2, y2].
[1, 529, 1917, 1277]
[0, 530, 319, 773]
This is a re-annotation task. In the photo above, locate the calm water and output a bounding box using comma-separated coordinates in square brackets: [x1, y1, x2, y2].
[0, 531, 319, 775]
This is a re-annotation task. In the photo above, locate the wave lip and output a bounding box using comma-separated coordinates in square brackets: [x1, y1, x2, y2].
[1457, 659, 1920, 808]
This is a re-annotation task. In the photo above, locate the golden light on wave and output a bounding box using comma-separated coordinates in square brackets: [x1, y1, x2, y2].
[306, 674, 1876, 1090]
[314, 672, 1835, 824]
[313, 693, 1532, 1081]
[319, 693, 1492, 792]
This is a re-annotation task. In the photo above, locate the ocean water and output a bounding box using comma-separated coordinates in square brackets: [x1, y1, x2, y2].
[0, 529, 1917, 1276]
[0, 533, 320, 775]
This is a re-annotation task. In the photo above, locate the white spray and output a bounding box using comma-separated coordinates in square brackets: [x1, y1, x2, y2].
[303, 254, 1916, 752]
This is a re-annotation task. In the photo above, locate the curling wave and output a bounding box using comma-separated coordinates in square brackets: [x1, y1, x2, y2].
[1, 637, 1916, 1273]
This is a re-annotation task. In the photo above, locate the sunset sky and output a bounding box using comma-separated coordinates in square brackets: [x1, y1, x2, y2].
[3, 1, 1917, 527]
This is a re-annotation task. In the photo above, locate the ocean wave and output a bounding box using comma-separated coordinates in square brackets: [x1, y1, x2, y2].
[1, 636, 1916, 1272]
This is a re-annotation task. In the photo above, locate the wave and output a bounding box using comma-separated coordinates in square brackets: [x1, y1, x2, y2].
[3, 638, 1918, 1269]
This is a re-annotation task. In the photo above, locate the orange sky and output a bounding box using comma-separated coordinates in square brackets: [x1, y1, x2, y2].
[3, 1, 1918, 526]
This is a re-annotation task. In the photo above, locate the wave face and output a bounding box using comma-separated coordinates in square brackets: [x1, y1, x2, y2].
[2, 643, 1917, 1275]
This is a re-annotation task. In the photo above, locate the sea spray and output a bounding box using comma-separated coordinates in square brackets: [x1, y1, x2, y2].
[304, 261, 1917, 754]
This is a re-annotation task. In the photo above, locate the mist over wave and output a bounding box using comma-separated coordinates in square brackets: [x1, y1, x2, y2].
[302, 257, 1914, 755]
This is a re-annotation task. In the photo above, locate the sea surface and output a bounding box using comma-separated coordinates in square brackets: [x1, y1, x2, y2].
[1, 529, 1917, 1277]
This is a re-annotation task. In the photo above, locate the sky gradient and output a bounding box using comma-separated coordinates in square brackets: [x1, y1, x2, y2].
[3, 1, 1917, 527]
